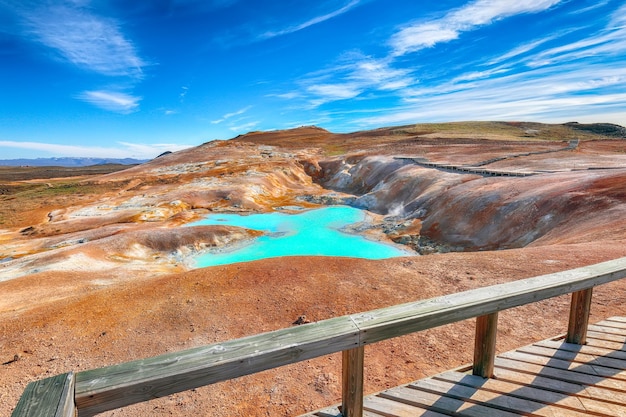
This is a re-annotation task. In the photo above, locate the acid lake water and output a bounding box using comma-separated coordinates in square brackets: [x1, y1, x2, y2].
[189, 206, 413, 267]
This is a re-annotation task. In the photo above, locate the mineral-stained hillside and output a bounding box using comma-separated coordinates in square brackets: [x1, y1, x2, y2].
[2, 121, 626, 416]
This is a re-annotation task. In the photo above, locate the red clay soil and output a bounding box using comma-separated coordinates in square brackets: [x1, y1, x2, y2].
[2, 122, 626, 416]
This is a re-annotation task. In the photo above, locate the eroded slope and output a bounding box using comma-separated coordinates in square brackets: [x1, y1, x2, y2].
[2, 121, 626, 416]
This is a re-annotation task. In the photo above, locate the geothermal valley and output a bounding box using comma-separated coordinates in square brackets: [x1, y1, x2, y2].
[3, 121, 626, 416]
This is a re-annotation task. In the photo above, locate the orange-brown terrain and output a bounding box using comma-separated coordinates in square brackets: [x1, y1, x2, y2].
[2, 121, 626, 416]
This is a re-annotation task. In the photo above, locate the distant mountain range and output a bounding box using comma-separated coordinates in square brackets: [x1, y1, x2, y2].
[0, 157, 148, 167]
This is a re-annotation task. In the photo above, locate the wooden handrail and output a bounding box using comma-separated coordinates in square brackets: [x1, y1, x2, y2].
[11, 372, 75, 417]
[12, 256, 626, 417]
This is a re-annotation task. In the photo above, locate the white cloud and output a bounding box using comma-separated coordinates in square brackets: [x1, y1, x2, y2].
[77, 90, 141, 113]
[229, 121, 260, 132]
[390, 0, 563, 56]
[24, 4, 145, 77]
[486, 36, 558, 66]
[351, 61, 626, 127]
[179, 86, 189, 101]
[117, 141, 194, 157]
[260, 0, 360, 39]
[307, 83, 362, 100]
[298, 56, 417, 107]
[451, 68, 509, 83]
[270, 92, 302, 100]
[211, 105, 253, 124]
[0, 140, 192, 159]
[527, 25, 626, 68]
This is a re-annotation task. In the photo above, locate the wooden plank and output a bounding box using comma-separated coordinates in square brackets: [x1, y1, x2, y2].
[363, 395, 450, 417]
[587, 330, 626, 346]
[567, 288, 593, 344]
[75, 316, 359, 417]
[11, 372, 75, 417]
[536, 339, 626, 361]
[342, 346, 365, 417]
[299, 406, 342, 417]
[589, 324, 626, 337]
[580, 337, 626, 353]
[435, 370, 584, 409]
[379, 385, 523, 417]
[435, 370, 626, 416]
[518, 344, 626, 370]
[350, 257, 626, 344]
[499, 350, 626, 381]
[492, 366, 626, 406]
[299, 407, 390, 417]
[409, 377, 590, 417]
[494, 356, 626, 391]
[473, 312, 498, 378]
[606, 316, 626, 324]
[597, 319, 626, 330]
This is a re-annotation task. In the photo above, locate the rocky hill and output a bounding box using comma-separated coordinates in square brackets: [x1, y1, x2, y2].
[2, 121, 626, 416]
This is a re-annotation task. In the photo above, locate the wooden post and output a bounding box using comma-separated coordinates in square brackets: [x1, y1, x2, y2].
[12, 372, 75, 417]
[473, 312, 498, 378]
[567, 288, 593, 344]
[341, 346, 364, 417]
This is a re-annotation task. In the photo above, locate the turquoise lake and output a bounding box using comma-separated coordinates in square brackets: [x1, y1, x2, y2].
[189, 206, 413, 267]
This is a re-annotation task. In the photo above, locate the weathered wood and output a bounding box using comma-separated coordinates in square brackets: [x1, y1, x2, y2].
[351, 257, 626, 345]
[363, 395, 449, 416]
[11, 372, 75, 417]
[538, 339, 626, 361]
[492, 366, 626, 406]
[434, 370, 606, 414]
[473, 312, 498, 377]
[410, 377, 591, 417]
[341, 346, 364, 417]
[607, 316, 626, 324]
[589, 324, 626, 336]
[494, 356, 626, 391]
[598, 318, 626, 330]
[298, 406, 343, 417]
[587, 329, 626, 346]
[435, 370, 626, 416]
[500, 350, 626, 381]
[75, 316, 359, 416]
[328, 326, 626, 417]
[379, 385, 523, 416]
[567, 288, 593, 344]
[518, 344, 626, 370]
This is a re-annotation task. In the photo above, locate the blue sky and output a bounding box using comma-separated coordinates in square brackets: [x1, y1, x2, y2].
[1, 0, 625, 159]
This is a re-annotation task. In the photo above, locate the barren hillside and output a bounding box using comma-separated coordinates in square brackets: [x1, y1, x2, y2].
[2, 121, 626, 416]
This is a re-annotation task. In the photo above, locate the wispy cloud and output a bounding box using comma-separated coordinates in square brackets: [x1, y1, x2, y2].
[526, 12, 626, 68]
[297, 55, 417, 107]
[390, 0, 563, 56]
[260, 0, 360, 39]
[307, 83, 362, 100]
[278, 0, 626, 129]
[77, 90, 141, 113]
[23, 4, 145, 77]
[486, 36, 559, 66]
[179, 86, 189, 102]
[229, 121, 260, 132]
[117, 141, 194, 157]
[0, 140, 192, 159]
[352, 62, 626, 127]
[211, 105, 252, 124]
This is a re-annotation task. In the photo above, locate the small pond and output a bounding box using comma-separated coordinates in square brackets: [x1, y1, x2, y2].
[188, 206, 413, 267]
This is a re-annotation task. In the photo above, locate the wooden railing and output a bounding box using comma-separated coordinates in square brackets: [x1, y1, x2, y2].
[12, 257, 626, 417]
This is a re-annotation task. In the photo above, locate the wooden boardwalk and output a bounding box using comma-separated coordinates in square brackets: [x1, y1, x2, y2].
[302, 317, 626, 417]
